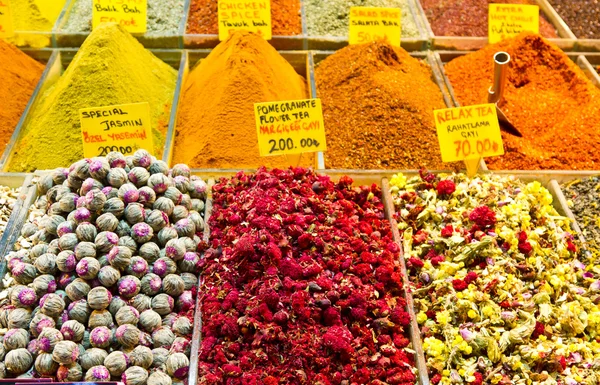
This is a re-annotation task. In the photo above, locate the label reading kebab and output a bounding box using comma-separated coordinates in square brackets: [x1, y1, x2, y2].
[218, 0, 272, 41]
[80, 102, 154, 158]
[489, 4, 539, 44]
[349, 7, 401, 46]
[434, 103, 504, 162]
[93, 0, 147, 33]
[255, 99, 326, 157]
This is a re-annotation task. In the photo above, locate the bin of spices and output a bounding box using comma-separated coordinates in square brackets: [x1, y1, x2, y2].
[4, 0, 68, 48]
[561, 176, 600, 252]
[418, 0, 576, 51]
[546, 0, 600, 52]
[305, 0, 427, 51]
[184, 0, 304, 49]
[442, 32, 600, 170]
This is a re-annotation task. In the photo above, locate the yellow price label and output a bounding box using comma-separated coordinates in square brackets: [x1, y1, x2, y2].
[0, 0, 13, 38]
[218, 0, 272, 41]
[92, 0, 147, 34]
[79, 102, 154, 158]
[434, 104, 504, 162]
[255, 99, 326, 157]
[349, 7, 401, 46]
[489, 4, 539, 44]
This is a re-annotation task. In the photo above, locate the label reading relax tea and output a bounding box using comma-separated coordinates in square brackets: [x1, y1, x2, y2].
[255, 99, 326, 157]
[349, 7, 401, 46]
[0, 0, 13, 38]
[218, 0, 272, 41]
[489, 4, 539, 44]
[434, 104, 504, 162]
[79, 102, 154, 158]
[92, 0, 147, 34]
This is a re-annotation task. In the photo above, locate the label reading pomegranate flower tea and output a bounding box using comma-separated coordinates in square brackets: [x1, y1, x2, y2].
[349, 7, 401, 46]
[218, 0, 272, 41]
[92, 0, 147, 34]
[489, 4, 539, 44]
[254, 99, 326, 157]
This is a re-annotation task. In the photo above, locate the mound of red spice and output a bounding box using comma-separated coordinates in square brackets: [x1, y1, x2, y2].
[198, 168, 416, 384]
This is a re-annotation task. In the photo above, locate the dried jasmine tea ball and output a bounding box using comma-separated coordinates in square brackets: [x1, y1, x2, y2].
[98, 265, 121, 287]
[8, 309, 32, 330]
[152, 327, 175, 348]
[151, 348, 168, 369]
[108, 245, 132, 271]
[157, 226, 178, 247]
[171, 205, 189, 222]
[58, 233, 79, 251]
[161, 313, 177, 328]
[118, 236, 138, 254]
[85, 365, 111, 381]
[108, 296, 128, 316]
[5, 348, 33, 375]
[30, 243, 49, 259]
[58, 192, 78, 212]
[80, 348, 108, 371]
[172, 316, 192, 336]
[122, 365, 148, 385]
[56, 220, 76, 237]
[165, 239, 185, 261]
[153, 197, 174, 217]
[85, 190, 107, 213]
[148, 159, 168, 175]
[148, 370, 172, 385]
[89, 326, 112, 349]
[125, 203, 146, 225]
[41, 215, 65, 236]
[139, 309, 161, 333]
[76, 222, 98, 243]
[96, 213, 119, 232]
[66, 278, 91, 301]
[129, 167, 150, 187]
[116, 219, 132, 237]
[56, 363, 83, 381]
[179, 252, 200, 274]
[152, 257, 177, 278]
[177, 291, 195, 312]
[88, 309, 113, 329]
[89, 158, 110, 180]
[107, 168, 128, 188]
[140, 274, 162, 297]
[58, 273, 76, 289]
[87, 287, 112, 310]
[147, 173, 171, 194]
[166, 352, 189, 379]
[189, 178, 207, 199]
[115, 324, 140, 349]
[174, 218, 195, 238]
[35, 352, 58, 376]
[40, 293, 65, 318]
[107, 151, 127, 168]
[129, 345, 153, 369]
[127, 257, 149, 278]
[171, 337, 191, 355]
[138, 186, 156, 207]
[151, 294, 174, 316]
[4, 328, 30, 350]
[60, 320, 85, 342]
[104, 350, 128, 376]
[11, 262, 37, 285]
[52, 340, 79, 365]
[104, 197, 125, 218]
[179, 236, 197, 252]
[162, 274, 185, 297]
[131, 222, 153, 244]
[37, 174, 54, 195]
[11, 286, 37, 308]
[67, 299, 91, 324]
[56, 250, 77, 273]
[180, 273, 198, 290]
[116, 306, 140, 326]
[32, 275, 57, 297]
[34, 253, 57, 275]
[118, 276, 141, 299]
[95, 231, 119, 253]
[30, 313, 55, 337]
[103, 186, 118, 199]
[146, 210, 169, 232]
[139, 242, 160, 263]
[118, 183, 139, 204]
[76, 257, 101, 280]
[73, 207, 92, 224]
[129, 294, 152, 313]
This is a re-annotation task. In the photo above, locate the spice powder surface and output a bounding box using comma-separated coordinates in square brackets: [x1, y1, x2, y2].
[445, 33, 600, 170]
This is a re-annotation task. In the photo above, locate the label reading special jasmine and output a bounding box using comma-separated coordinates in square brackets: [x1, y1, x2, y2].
[434, 103, 504, 162]
[489, 4, 539, 44]
[0, 0, 13, 38]
[255, 99, 326, 157]
[218, 0, 272, 41]
[79, 102, 154, 158]
[349, 7, 401, 46]
[92, 0, 147, 34]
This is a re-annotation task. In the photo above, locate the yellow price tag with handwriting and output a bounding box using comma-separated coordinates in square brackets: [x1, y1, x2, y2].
[349, 7, 401, 46]
[0, 0, 13, 38]
[489, 4, 539, 44]
[92, 0, 147, 34]
[255, 99, 326, 157]
[434, 104, 504, 162]
[79, 102, 154, 158]
[218, 0, 271, 41]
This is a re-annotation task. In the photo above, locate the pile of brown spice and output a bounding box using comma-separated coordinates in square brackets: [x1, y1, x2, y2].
[0, 39, 44, 152]
[186, 0, 301, 35]
[421, 0, 557, 38]
[315, 41, 452, 170]
[445, 32, 600, 170]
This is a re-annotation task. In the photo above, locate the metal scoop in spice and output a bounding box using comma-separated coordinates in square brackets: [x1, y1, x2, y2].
[488, 51, 522, 137]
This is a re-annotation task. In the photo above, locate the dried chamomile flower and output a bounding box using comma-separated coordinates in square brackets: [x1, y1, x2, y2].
[127, 256, 149, 278]
[151, 293, 174, 316]
[87, 287, 112, 310]
[4, 328, 29, 350]
[152, 326, 175, 348]
[60, 320, 85, 342]
[148, 370, 172, 385]
[8, 308, 32, 329]
[65, 278, 91, 301]
[166, 352, 189, 379]
[129, 345, 153, 369]
[115, 306, 140, 326]
[5, 348, 32, 375]
[88, 309, 113, 329]
[34, 352, 58, 376]
[85, 365, 111, 381]
[76, 257, 100, 280]
[56, 362, 82, 381]
[80, 348, 108, 371]
[52, 340, 79, 365]
[139, 309, 161, 333]
[89, 326, 112, 349]
[115, 324, 140, 349]
[98, 265, 121, 287]
[118, 275, 141, 298]
[129, 294, 152, 313]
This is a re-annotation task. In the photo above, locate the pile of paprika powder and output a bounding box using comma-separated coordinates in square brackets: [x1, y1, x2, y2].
[445, 32, 600, 170]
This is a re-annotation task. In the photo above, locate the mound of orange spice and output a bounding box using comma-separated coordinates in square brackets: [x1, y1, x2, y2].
[445, 33, 600, 170]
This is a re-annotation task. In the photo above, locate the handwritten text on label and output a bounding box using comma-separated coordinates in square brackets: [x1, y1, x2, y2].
[92, 0, 147, 33]
[488, 4, 539, 44]
[434, 104, 505, 162]
[218, 0, 271, 40]
[349, 7, 401, 46]
[255, 99, 326, 156]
